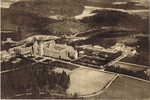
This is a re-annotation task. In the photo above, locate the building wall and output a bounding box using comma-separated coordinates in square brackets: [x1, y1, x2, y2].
[60, 49, 69, 60]
[32, 40, 78, 60]
[44, 48, 61, 58]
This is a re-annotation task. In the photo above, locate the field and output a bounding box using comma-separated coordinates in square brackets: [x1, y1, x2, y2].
[90, 75, 150, 100]
[1, 67, 33, 98]
[73, 56, 108, 67]
[67, 68, 116, 96]
[115, 61, 147, 72]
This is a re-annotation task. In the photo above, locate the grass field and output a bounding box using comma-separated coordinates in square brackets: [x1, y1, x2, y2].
[115, 61, 147, 72]
[91, 75, 150, 100]
[67, 68, 116, 96]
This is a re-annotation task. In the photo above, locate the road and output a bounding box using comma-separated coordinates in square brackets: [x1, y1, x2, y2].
[0, 62, 36, 74]
[0, 68, 20, 74]
[0, 56, 36, 74]
[30, 55, 106, 72]
[0, 52, 127, 74]
[0, 52, 126, 74]
[9, 91, 66, 99]
[104, 54, 127, 67]
[117, 61, 149, 69]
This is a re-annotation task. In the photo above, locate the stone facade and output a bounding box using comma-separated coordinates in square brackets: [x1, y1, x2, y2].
[32, 40, 78, 60]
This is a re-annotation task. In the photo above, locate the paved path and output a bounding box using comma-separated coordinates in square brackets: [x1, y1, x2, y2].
[105, 54, 127, 67]
[9, 92, 66, 99]
[117, 61, 149, 68]
[0, 68, 20, 74]
[0, 60, 36, 74]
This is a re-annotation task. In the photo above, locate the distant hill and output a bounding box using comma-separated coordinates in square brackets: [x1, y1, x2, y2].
[1, 8, 58, 40]
[110, 1, 148, 10]
[80, 9, 147, 33]
[86, 0, 148, 10]
[46, 20, 91, 36]
[9, 0, 85, 17]
[1, 8, 58, 32]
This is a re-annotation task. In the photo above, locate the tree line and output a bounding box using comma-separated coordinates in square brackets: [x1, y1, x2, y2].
[31, 64, 70, 97]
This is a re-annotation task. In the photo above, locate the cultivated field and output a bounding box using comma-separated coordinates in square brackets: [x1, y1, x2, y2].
[91, 75, 150, 100]
[67, 68, 116, 96]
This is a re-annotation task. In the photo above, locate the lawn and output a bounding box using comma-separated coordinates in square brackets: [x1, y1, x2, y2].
[67, 68, 116, 96]
[92, 75, 150, 100]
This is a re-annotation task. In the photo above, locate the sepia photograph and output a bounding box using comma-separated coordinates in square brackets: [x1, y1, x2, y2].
[0, 0, 150, 99]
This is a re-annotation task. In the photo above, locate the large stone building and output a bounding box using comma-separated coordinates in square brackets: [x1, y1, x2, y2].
[32, 40, 78, 60]
[0, 39, 78, 62]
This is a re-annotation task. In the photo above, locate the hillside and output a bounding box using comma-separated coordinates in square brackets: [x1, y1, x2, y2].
[80, 10, 146, 32]
[46, 20, 91, 36]
[86, 0, 148, 10]
[9, 0, 85, 17]
[1, 8, 58, 30]
[1, 8, 58, 40]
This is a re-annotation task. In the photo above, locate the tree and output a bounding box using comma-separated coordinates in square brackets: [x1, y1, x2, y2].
[60, 71, 69, 89]
[73, 93, 79, 99]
